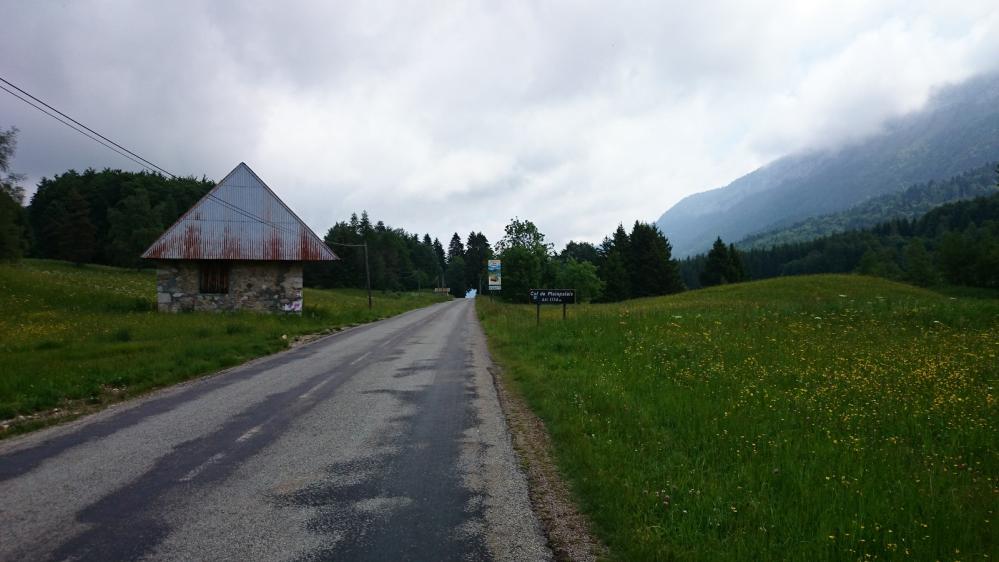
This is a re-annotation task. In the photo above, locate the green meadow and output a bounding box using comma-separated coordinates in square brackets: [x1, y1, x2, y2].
[478, 275, 997, 561]
[0, 259, 447, 433]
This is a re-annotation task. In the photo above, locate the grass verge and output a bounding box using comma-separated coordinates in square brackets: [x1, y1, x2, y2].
[0, 259, 448, 436]
[477, 275, 997, 561]
[486, 358, 607, 561]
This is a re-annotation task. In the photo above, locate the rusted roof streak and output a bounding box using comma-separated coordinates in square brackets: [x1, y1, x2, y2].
[142, 163, 338, 261]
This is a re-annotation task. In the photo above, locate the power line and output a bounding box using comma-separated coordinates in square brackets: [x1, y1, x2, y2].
[0, 75, 174, 178]
[0, 75, 302, 237]
[0, 83, 164, 175]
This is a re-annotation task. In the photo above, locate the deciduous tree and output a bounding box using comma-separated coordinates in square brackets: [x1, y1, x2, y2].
[552, 258, 604, 302]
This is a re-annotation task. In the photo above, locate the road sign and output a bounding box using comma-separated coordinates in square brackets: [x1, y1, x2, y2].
[487, 259, 501, 291]
[529, 289, 576, 304]
[529, 289, 576, 325]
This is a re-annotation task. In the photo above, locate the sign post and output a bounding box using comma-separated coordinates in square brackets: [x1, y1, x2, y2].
[529, 289, 576, 326]
[487, 260, 501, 296]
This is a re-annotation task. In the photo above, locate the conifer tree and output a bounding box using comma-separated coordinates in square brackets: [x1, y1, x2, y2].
[700, 237, 731, 287]
[464, 231, 492, 292]
[628, 221, 684, 296]
[446, 256, 467, 297]
[447, 232, 465, 263]
[600, 224, 632, 301]
[432, 238, 447, 277]
[726, 243, 746, 283]
[904, 239, 937, 286]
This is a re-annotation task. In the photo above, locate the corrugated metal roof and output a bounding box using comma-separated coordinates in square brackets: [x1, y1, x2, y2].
[142, 163, 338, 261]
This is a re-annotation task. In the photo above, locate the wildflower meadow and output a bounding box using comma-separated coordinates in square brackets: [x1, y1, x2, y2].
[478, 275, 997, 560]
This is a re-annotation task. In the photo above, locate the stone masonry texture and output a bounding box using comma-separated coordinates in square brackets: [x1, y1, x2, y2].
[155, 260, 304, 314]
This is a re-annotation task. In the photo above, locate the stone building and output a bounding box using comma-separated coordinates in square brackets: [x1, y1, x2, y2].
[142, 163, 337, 313]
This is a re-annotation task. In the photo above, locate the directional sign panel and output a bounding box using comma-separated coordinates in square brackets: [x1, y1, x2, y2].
[529, 289, 576, 304]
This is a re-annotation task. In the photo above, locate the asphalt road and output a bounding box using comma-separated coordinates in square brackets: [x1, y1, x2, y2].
[0, 299, 551, 561]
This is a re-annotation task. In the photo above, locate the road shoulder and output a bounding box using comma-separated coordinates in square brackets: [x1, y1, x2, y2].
[465, 302, 553, 562]
[469, 305, 607, 562]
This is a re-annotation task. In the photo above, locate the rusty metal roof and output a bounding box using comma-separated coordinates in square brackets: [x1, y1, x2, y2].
[142, 163, 338, 261]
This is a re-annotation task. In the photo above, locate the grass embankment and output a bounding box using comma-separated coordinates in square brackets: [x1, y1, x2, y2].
[0, 259, 448, 434]
[478, 275, 997, 561]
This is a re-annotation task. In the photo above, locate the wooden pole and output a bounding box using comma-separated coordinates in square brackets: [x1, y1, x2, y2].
[364, 242, 372, 309]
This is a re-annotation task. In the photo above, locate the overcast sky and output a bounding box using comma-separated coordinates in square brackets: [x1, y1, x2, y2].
[3, 1, 998, 248]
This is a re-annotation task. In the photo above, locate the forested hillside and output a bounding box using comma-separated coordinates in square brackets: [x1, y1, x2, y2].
[657, 72, 999, 256]
[681, 193, 999, 289]
[737, 162, 998, 249]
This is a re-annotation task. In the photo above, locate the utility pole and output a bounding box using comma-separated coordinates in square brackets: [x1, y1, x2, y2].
[327, 240, 373, 310]
[364, 242, 372, 309]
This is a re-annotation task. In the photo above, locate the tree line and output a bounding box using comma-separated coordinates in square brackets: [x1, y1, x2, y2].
[680, 191, 998, 289]
[2, 124, 693, 303]
[304, 211, 494, 297]
[10, 121, 991, 297]
[2, 127, 213, 265]
[493, 218, 686, 303]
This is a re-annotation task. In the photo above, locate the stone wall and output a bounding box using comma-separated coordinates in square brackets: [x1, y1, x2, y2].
[156, 260, 304, 314]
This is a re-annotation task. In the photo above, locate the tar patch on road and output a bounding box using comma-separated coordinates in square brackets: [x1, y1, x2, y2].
[44, 361, 361, 562]
[272, 322, 490, 561]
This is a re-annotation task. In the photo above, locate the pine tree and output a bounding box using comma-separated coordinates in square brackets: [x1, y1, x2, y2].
[700, 237, 731, 287]
[359, 210, 373, 237]
[726, 243, 746, 282]
[629, 222, 684, 296]
[599, 224, 632, 301]
[446, 256, 467, 297]
[447, 232, 465, 263]
[464, 231, 492, 292]
[432, 238, 446, 280]
[904, 239, 938, 286]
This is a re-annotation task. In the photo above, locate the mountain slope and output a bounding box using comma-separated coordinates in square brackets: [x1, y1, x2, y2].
[657, 72, 999, 257]
[736, 161, 998, 249]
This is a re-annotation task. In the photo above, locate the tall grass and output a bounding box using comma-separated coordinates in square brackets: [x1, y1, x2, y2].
[0, 260, 447, 427]
[478, 275, 997, 561]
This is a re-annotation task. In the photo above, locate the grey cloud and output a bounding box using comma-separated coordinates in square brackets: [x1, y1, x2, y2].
[2, 1, 998, 248]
